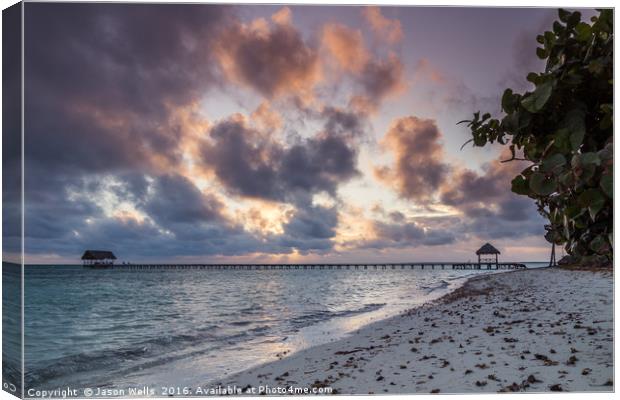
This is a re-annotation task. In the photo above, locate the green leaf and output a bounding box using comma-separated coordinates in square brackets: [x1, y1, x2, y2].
[529, 173, 557, 196]
[558, 8, 571, 22]
[567, 11, 581, 28]
[588, 58, 606, 75]
[564, 72, 583, 86]
[589, 234, 610, 255]
[558, 171, 573, 187]
[561, 108, 586, 150]
[575, 22, 592, 41]
[600, 173, 613, 198]
[501, 112, 518, 132]
[569, 129, 585, 151]
[597, 142, 613, 161]
[511, 175, 530, 196]
[501, 89, 515, 113]
[541, 153, 566, 173]
[473, 133, 487, 147]
[521, 81, 554, 113]
[553, 128, 570, 152]
[581, 164, 597, 182]
[544, 31, 556, 46]
[580, 152, 601, 166]
[564, 204, 585, 220]
[578, 189, 606, 220]
[536, 47, 547, 59]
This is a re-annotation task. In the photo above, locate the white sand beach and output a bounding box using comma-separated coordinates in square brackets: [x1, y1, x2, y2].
[219, 267, 613, 394]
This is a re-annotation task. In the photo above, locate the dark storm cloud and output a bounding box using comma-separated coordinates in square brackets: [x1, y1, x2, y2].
[202, 117, 360, 202]
[21, 165, 345, 259]
[24, 212, 266, 261]
[375, 117, 451, 203]
[24, 3, 232, 173]
[440, 148, 527, 208]
[201, 119, 281, 199]
[2, 3, 21, 180]
[214, 14, 321, 98]
[374, 221, 425, 242]
[3, 3, 22, 259]
[23, 171, 107, 258]
[465, 204, 544, 239]
[374, 112, 545, 243]
[321, 107, 367, 138]
[440, 168, 506, 207]
[281, 134, 359, 195]
[320, 21, 405, 111]
[360, 218, 456, 250]
[21, 172, 281, 259]
[19, 3, 276, 260]
[277, 204, 339, 252]
[440, 153, 545, 240]
[142, 174, 224, 228]
[360, 56, 404, 102]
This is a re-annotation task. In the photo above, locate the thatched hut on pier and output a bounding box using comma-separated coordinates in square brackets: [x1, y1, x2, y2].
[476, 243, 500, 264]
[81, 250, 117, 268]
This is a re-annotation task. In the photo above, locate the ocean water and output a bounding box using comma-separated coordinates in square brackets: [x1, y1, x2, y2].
[5, 262, 546, 393]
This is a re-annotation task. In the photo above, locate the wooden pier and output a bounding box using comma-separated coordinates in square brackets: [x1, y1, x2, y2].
[87, 262, 527, 271]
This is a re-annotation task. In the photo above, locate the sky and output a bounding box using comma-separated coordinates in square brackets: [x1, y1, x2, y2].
[4, 4, 595, 264]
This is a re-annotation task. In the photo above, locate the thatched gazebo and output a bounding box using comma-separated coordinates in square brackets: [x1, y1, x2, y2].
[81, 250, 117, 268]
[476, 243, 500, 264]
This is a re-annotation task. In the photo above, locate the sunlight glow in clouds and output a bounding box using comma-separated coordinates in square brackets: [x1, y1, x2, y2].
[11, 4, 573, 263]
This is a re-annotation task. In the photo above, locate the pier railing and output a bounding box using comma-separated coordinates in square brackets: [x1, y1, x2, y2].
[84, 262, 527, 271]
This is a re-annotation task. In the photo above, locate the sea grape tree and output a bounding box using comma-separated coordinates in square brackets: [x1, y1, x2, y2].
[461, 9, 613, 265]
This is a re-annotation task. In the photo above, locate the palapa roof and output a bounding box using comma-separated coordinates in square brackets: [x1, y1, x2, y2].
[476, 243, 500, 255]
[81, 250, 117, 260]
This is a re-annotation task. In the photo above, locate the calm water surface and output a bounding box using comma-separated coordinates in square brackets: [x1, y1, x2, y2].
[3, 263, 546, 392]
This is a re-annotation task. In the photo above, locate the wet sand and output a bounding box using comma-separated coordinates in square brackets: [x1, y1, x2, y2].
[218, 267, 613, 394]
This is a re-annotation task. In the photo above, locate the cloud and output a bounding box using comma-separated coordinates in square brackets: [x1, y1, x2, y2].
[142, 174, 224, 229]
[24, 3, 231, 174]
[321, 106, 368, 139]
[213, 8, 322, 99]
[19, 3, 243, 261]
[201, 115, 360, 202]
[440, 149, 525, 208]
[354, 217, 456, 250]
[362, 6, 403, 43]
[413, 58, 447, 84]
[359, 55, 405, 104]
[21, 170, 338, 260]
[463, 200, 544, 239]
[281, 133, 360, 197]
[499, 10, 555, 92]
[440, 150, 545, 240]
[251, 102, 284, 131]
[373, 116, 545, 241]
[271, 6, 292, 25]
[322, 23, 370, 73]
[2, 5, 22, 259]
[201, 117, 281, 200]
[375, 117, 451, 203]
[320, 22, 405, 111]
[278, 204, 339, 252]
[17, 4, 548, 262]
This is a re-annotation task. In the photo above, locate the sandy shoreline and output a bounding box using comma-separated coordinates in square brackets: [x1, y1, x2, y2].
[217, 267, 613, 394]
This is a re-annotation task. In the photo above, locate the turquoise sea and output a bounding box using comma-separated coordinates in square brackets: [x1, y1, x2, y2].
[3, 262, 548, 395]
